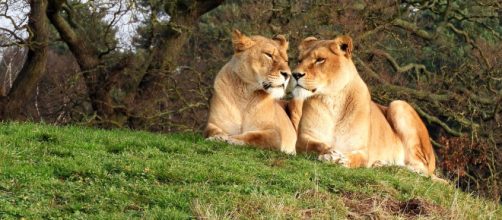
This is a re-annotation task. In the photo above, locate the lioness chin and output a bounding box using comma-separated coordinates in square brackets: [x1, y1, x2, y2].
[291, 35, 443, 180]
[204, 30, 297, 154]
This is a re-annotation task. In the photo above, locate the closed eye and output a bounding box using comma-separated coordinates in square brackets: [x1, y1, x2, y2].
[264, 52, 273, 59]
[315, 57, 325, 64]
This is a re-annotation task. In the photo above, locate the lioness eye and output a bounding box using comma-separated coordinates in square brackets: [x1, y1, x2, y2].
[316, 58, 326, 64]
[264, 53, 273, 59]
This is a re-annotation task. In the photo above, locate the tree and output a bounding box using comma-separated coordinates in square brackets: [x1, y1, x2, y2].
[42, 0, 224, 127]
[127, 0, 225, 128]
[0, 0, 49, 120]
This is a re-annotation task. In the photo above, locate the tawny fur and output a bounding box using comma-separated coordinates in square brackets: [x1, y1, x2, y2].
[291, 36, 440, 178]
[204, 30, 297, 154]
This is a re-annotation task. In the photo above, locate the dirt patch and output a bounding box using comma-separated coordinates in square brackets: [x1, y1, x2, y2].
[342, 192, 449, 219]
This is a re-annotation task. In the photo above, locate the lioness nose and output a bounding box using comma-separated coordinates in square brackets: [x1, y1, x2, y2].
[292, 72, 305, 80]
[280, 72, 289, 80]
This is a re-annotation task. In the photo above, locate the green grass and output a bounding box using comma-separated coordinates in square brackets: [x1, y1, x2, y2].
[0, 122, 500, 219]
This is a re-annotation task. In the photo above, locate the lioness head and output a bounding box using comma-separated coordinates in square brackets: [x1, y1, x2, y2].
[230, 30, 291, 99]
[291, 35, 356, 99]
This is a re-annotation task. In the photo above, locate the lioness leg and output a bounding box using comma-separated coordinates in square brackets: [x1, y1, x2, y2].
[230, 129, 282, 151]
[386, 100, 436, 175]
[296, 133, 331, 154]
[204, 123, 240, 144]
[344, 150, 368, 168]
[319, 149, 368, 168]
[204, 122, 225, 138]
[204, 123, 245, 145]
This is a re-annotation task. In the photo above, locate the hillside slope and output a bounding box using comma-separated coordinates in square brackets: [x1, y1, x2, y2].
[0, 123, 500, 219]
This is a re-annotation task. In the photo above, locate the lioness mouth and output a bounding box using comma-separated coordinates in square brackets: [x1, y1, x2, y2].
[296, 85, 317, 93]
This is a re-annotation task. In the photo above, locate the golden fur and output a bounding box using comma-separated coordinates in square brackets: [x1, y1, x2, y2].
[204, 30, 297, 154]
[291, 36, 439, 177]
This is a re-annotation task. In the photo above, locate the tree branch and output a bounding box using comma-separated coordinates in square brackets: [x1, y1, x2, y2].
[412, 104, 463, 136]
[446, 23, 491, 69]
[371, 49, 432, 79]
[391, 18, 434, 40]
[47, 1, 99, 69]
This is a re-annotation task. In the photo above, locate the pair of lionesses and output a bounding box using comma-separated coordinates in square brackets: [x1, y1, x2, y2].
[205, 30, 442, 180]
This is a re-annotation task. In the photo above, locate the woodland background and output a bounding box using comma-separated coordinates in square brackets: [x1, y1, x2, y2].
[0, 0, 500, 202]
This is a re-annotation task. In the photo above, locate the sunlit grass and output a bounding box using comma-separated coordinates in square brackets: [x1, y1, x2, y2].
[0, 122, 499, 219]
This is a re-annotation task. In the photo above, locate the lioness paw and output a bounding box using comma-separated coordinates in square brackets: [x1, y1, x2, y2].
[371, 160, 389, 168]
[206, 134, 228, 142]
[224, 137, 245, 146]
[318, 150, 349, 167]
[281, 146, 296, 155]
[207, 135, 246, 146]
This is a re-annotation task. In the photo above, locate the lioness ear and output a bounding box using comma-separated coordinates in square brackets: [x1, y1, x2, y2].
[332, 35, 353, 58]
[273, 34, 289, 49]
[232, 29, 255, 52]
[299, 36, 318, 52]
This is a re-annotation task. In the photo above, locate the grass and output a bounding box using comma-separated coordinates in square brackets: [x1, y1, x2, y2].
[0, 122, 500, 219]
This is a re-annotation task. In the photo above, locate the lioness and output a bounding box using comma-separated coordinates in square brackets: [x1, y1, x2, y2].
[291, 35, 438, 176]
[204, 30, 297, 154]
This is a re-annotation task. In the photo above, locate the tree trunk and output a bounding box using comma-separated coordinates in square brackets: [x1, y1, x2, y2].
[128, 0, 224, 128]
[0, 0, 49, 120]
[47, 0, 127, 127]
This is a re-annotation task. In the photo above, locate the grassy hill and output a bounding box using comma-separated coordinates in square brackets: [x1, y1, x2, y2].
[0, 122, 500, 219]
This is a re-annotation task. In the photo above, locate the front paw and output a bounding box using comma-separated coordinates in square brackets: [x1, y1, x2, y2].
[318, 150, 349, 167]
[371, 160, 389, 168]
[281, 146, 296, 155]
[206, 134, 228, 142]
[224, 137, 245, 146]
[206, 134, 245, 146]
